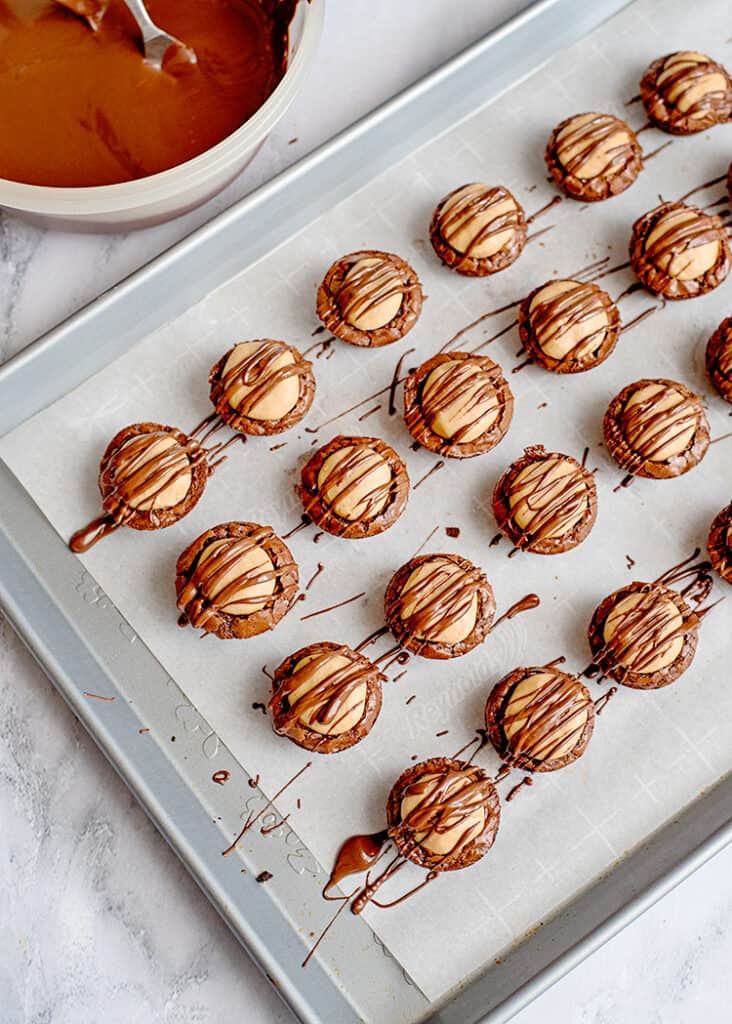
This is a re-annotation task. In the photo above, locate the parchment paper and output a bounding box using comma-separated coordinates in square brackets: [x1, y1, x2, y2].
[2, 0, 731, 1002]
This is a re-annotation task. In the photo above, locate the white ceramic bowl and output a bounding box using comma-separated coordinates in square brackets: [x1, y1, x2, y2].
[0, 0, 324, 231]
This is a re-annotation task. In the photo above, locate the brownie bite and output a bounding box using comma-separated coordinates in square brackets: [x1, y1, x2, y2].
[209, 340, 315, 435]
[519, 278, 620, 374]
[298, 435, 409, 538]
[545, 112, 642, 201]
[705, 317, 732, 403]
[429, 183, 527, 276]
[403, 351, 514, 458]
[316, 250, 423, 347]
[708, 504, 732, 584]
[603, 378, 709, 481]
[629, 201, 730, 300]
[386, 757, 501, 870]
[70, 422, 211, 553]
[384, 552, 495, 659]
[485, 665, 595, 772]
[587, 580, 701, 688]
[640, 51, 732, 135]
[270, 641, 385, 753]
[492, 446, 597, 555]
[175, 521, 298, 639]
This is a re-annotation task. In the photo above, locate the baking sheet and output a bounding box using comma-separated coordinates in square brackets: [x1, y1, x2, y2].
[2, 0, 732, 1003]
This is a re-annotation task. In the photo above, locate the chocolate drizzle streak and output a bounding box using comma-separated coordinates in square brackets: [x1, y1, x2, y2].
[70, 427, 215, 553]
[522, 280, 617, 370]
[221, 761, 311, 857]
[176, 525, 297, 632]
[492, 593, 541, 629]
[497, 671, 592, 768]
[213, 340, 311, 418]
[554, 114, 637, 179]
[436, 184, 524, 258]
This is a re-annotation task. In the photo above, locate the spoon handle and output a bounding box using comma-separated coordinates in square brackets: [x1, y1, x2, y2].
[121, 0, 163, 44]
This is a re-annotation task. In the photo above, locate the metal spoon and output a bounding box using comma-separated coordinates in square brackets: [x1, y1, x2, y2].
[121, 0, 197, 71]
[55, 0, 196, 71]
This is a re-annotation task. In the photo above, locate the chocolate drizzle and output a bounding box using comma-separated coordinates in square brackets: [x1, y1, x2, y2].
[521, 280, 619, 371]
[492, 668, 594, 770]
[493, 446, 597, 554]
[177, 525, 297, 632]
[211, 340, 312, 420]
[587, 552, 715, 686]
[347, 760, 499, 914]
[553, 113, 637, 179]
[271, 646, 381, 737]
[386, 555, 490, 654]
[418, 360, 503, 444]
[646, 52, 732, 128]
[436, 184, 523, 258]
[492, 593, 541, 629]
[337, 256, 414, 326]
[70, 424, 224, 553]
[270, 642, 384, 753]
[611, 380, 705, 475]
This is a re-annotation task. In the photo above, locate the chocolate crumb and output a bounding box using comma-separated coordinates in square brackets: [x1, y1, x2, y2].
[256, 870, 273, 883]
[252, 702, 267, 715]
[625, 554, 636, 570]
[445, 526, 460, 538]
[248, 773, 260, 789]
[436, 729, 449, 737]
[406, 694, 416, 705]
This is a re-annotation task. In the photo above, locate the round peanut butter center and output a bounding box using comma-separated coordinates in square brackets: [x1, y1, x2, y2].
[555, 113, 632, 180]
[623, 383, 697, 460]
[288, 652, 366, 735]
[603, 592, 684, 672]
[508, 456, 588, 537]
[338, 256, 404, 331]
[645, 207, 720, 280]
[657, 52, 727, 116]
[423, 360, 501, 442]
[400, 771, 486, 856]
[503, 671, 589, 760]
[196, 538, 275, 615]
[529, 279, 609, 360]
[399, 557, 478, 645]
[317, 444, 392, 521]
[439, 184, 519, 258]
[115, 433, 191, 511]
[222, 341, 299, 421]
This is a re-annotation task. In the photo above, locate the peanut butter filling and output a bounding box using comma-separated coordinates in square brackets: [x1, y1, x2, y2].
[317, 444, 393, 521]
[623, 383, 697, 460]
[554, 113, 634, 180]
[603, 591, 684, 672]
[399, 770, 486, 856]
[657, 51, 728, 116]
[338, 257, 404, 331]
[114, 433, 192, 510]
[503, 671, 589, 760]
[438, 184, 520, 258]
[422, 360, 501, 442]
[195, 537, 275, 615]
[221, 341, 300, 421]
[398, 557, 478, 645]
[508, 456, 588, 537]
[288, 651, 367, 735]
[645, 207, 720, 280]
[529, 279, 610, 360]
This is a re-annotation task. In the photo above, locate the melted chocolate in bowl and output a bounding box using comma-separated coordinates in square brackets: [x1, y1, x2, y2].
[0, 0, 293, 187]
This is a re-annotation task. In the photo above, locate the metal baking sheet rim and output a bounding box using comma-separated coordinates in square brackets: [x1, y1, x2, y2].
[1, 0, 731, 1022]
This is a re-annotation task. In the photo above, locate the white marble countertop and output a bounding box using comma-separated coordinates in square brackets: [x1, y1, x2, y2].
[1, 2, 731, 1022]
